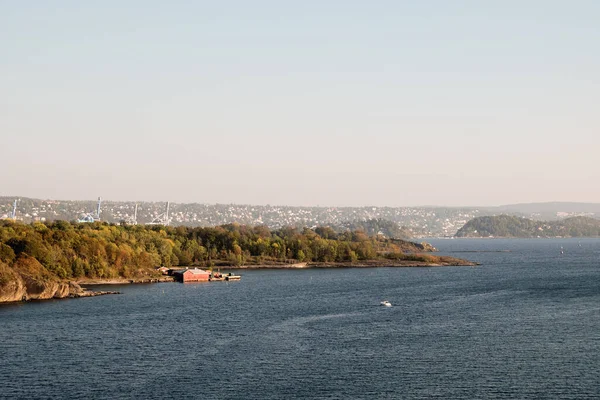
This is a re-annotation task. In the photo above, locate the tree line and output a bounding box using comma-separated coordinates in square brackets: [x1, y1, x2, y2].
[455, 215, 600, 238]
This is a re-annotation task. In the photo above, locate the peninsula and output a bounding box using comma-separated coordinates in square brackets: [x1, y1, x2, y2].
[0, 220, 475, 303]
[456, 215, 600, 238]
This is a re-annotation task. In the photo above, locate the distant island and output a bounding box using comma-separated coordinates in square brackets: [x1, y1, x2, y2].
[0, 220, 475, 303]
[456, 215, 600, 238]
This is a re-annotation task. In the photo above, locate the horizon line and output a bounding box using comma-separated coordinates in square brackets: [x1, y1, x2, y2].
[2, 195, 600, 209]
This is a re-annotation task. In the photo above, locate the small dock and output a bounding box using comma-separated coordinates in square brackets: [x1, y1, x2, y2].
[209, 271, 241, 282]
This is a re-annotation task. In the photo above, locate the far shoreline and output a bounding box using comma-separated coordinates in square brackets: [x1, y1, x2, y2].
[449, 236, 600, 239]
[229, 260, 478, 269]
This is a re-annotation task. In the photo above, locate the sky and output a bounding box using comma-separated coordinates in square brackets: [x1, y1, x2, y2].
[1, 1, 599, 207]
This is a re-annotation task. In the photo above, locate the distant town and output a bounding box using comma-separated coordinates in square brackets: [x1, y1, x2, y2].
[1, 197, 599, 238]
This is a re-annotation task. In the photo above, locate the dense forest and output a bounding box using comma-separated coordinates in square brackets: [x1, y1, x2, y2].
[456, 215, 600, 238]
[0, 220, 442, 283]
[334, 218, 412, 239]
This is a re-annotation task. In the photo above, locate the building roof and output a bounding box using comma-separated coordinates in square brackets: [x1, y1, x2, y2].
[183, 268, 209, 275]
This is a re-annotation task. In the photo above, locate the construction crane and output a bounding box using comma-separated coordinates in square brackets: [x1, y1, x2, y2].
[124, 203, 138, 225]
[96, 197, 102, 220]
[146, 202, 170, 226]
[11, 199, 18, 220]
[78, 197, 102, 223]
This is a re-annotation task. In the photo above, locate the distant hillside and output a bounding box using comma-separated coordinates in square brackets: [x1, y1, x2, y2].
[492, 202, 600, 214]
[332, 218, 412, 239]
[483, 202, 600, 220]
[3, 196, 600, 238]
[456, 215, 600, 238]
[0, 196, 481, 237]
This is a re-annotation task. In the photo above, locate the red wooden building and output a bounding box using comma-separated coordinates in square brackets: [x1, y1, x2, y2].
[173, 268, 210, 282]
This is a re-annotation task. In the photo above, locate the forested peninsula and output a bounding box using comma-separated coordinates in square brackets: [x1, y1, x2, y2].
[0, 220, 474, 303]
[456, 215, 600, 238]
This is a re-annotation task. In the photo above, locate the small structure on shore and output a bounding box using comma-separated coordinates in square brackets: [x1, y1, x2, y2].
[172, 268, 211, 282]
[157, 267, 170, 275]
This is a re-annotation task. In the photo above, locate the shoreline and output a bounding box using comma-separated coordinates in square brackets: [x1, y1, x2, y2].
[230, 260, 478, 269]
[77, 259, 478, 286]
[2, 261, 476, 302]
[0, 284, 121, 305]
[452, 236, 600, 239]
[0, 290, 121, 305]
[77, 276, 175, 286]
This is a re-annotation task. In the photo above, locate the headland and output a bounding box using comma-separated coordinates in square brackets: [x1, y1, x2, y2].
[0, 220, 475, 303]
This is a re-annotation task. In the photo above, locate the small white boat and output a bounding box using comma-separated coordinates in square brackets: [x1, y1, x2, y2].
[380, 300, 392, 307]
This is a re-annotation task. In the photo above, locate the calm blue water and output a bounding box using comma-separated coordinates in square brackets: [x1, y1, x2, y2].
[1, 238, 599, 399]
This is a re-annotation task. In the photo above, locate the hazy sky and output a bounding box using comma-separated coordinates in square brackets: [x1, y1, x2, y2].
[1, 1, 599, 207]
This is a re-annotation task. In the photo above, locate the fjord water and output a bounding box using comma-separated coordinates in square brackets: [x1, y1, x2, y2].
[1, 239, 599, 399]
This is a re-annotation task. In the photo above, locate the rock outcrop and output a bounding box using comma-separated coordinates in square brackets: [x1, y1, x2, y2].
[0, 261, 27, 302]
[419, 242, 437, 252]
[388, 238, 438, 252]
[0, 256, 117, 303]
[12, 255, 62, 300]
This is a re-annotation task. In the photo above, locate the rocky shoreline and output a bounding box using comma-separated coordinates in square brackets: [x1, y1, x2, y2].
[78, 277, 175, 286]
[220, 258, 478, 269]
[0, 280, 121, 304]
[0, 256, 123, 304]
